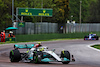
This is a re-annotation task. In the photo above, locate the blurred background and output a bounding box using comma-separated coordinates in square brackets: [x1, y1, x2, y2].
[0, 0, 100, 34]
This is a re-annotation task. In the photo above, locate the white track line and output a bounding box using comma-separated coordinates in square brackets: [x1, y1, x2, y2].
[87, 44, 100, 52]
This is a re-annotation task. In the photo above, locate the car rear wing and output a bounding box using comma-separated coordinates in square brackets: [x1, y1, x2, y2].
[14, 44, 34, 49]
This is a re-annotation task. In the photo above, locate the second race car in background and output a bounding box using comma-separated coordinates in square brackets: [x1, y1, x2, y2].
[84, 33, 99, 40]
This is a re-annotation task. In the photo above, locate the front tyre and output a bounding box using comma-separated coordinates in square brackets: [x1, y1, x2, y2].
[9, 49, 21, 62]
[61, 51, 70, 64]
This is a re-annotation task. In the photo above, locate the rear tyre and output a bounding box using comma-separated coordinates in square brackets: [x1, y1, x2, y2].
[61, 51, 70, 64]
[96, 36, 99, 40]
[84, 36, 89, 40]
[93, 36, 99, 40]
[84, 37, 86, 40]
[9, 49, 21, 62]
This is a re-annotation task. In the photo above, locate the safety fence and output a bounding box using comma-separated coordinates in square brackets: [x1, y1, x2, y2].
[16, 22, 58, 34]
[15, 22, 100, 34]
[66, 23, 100, 33]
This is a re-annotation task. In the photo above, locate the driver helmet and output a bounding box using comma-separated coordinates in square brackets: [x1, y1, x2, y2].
[37, 42, 41, 45]
[34, 42, 42, 48]
[90, 32, 92, 34]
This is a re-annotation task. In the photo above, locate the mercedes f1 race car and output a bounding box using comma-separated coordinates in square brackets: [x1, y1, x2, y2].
[84, 34, 99, 40]
[9, 43, 75, 64]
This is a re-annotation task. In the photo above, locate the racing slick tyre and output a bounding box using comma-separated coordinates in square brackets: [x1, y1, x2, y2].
[61, 51, 70, 64]
[33, 51, 43, 64]
[84, 36, 89, 40]
[9, 49, 21, 62]
[93, 36, 99, 40]
[96, 36, 99, 40]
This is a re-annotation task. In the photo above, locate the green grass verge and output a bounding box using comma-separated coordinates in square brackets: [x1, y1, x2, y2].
[16, 33, 83, 42]
[0, 32, 100, 44]
[0, 41, 18, 44]
[0, 38, 79, 44]
[91, 45, 100, 50]
[16, 32, 100, 42]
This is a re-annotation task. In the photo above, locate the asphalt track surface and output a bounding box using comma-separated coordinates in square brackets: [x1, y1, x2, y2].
[0, 39, 100, 67]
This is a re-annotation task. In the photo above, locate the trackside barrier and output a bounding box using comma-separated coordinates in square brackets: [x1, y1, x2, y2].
[15, 22, 100, 34]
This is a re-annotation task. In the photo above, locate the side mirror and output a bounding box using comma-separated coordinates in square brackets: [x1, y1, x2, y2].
[52, 49, 55, 52]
